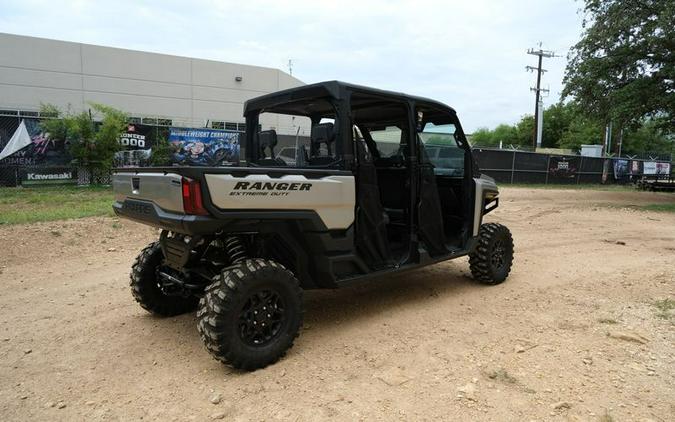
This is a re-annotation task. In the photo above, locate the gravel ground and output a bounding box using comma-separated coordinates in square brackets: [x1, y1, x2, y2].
[0, 187, 673, 421]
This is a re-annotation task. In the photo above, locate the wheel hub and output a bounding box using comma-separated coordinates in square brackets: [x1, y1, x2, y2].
[491, 239, 506, 269]
[238, 289, 285, 346]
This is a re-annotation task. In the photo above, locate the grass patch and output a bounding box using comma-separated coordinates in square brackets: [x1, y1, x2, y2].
[598, 317, 618, 325]
[0, 185, 114, 225]
[652, 298, 675, 320]
[507, 184, 633, 191]
[640, 203, 675, 213]
[602, 202, 675, 214]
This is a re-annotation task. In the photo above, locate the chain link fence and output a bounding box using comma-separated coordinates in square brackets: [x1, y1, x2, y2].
[2, 111, 673, 189]
[470, 142, 673, 162]
[0, 111, 169, 187]
[472, 148, 673, 185]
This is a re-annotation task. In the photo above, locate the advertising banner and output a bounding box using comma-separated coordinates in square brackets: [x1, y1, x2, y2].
[169, 127, 240, 166]
[19, 167, 78, 185]
[114, 124, 160, 167]
[613, 159, 629, 179]
[0, 118, 71, 167]
[118, 123, 155, 150]
[643, 161, 671, 175]
[0, 120, 31, 160]
[548, 156, 578, 182]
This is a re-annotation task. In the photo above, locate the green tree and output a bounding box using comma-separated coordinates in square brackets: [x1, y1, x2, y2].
[562, 0, 674, 138]
[470, 118, 533, 148]
[621, 120, 671, 157]
[559, 117, 604, 151]
[541, 103, 575, 148]
[470, 128, 497, 146]
[39, 104, 68, 142]
[513, 115, 534, 147]
[469, 100, 671, 156]
[492, 124, 518, 145]
[150, 136, 173, 166]
[40, 103, 127, 172]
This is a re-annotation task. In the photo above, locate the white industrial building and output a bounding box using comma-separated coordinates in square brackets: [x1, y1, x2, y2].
[0, 33, 304, 133]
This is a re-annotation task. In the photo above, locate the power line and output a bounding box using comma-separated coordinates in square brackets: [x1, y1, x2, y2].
[526, 43, 557, 150]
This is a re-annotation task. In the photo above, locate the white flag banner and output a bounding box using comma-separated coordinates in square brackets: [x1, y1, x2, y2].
[0, 120, 32, 160]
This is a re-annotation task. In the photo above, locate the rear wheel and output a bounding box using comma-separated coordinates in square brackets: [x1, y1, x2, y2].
[469, 223, 513, 285]
[197, 259, 303, 370]
[130, 242, 198, 316]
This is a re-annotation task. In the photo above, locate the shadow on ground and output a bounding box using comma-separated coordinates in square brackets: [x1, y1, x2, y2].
[303, 262, 477, 329]
[128, 262, 479, 367]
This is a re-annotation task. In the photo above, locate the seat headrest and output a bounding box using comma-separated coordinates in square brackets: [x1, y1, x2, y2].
[311, 123, 335, 145]
[258, 130, 278, 149]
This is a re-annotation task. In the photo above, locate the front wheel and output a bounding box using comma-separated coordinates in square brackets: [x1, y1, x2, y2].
[469, 223, 514, 285]
[197, 259, 303, 371]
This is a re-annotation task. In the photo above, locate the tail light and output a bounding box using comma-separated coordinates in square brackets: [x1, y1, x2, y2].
[181, 177, 209, 215]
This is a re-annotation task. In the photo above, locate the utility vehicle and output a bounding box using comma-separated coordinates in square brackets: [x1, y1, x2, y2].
[112, 81, 514, 370]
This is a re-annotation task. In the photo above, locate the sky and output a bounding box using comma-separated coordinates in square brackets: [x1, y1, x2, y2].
[0, 0, 584, 132]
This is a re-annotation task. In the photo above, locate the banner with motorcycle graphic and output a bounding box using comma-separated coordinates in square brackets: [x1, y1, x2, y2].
[169, 127, 240, 166]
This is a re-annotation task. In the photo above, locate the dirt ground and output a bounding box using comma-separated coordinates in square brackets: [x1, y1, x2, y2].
[0, 187, 674, 422]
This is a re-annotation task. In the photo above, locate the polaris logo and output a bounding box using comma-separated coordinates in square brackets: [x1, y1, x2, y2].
[230, 181, 312, 197]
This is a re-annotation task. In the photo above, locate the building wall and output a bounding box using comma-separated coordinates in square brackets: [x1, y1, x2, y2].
[0, 33, 304, 132]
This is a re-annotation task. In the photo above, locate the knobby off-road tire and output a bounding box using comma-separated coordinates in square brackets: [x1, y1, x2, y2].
[197, 259, 303, 371]
[130, 241, 199, 316]
[469, 223, 514, 285]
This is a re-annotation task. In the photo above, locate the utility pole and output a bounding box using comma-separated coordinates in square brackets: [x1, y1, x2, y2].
[288, 59, 293, 76]
[526, 44, 556, 150]
[604, 122, 613, 156]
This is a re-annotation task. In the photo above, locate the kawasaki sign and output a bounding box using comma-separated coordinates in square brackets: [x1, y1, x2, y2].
[20, 168, 77, 185]
[26, 171, 73, 180]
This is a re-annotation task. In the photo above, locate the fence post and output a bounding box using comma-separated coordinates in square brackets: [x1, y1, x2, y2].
[510, 151, 516, 184]
[577, 156, 582, 185]
[545, 155, 550, 185]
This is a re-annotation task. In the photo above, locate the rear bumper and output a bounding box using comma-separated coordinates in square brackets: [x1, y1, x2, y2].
[113, 199, 224, 235]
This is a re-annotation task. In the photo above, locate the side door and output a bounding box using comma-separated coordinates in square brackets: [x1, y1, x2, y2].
[413, 106, 473, 254]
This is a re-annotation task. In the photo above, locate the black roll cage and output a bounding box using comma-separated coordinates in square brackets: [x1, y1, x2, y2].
[243, 80, 472, 173]
[243, 81, 475, 265]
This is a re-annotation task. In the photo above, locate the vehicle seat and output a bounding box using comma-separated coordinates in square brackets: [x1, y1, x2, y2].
[259, 130, 277, 157]
[257, 130, 286, 166]
[308, 123, 336, 166]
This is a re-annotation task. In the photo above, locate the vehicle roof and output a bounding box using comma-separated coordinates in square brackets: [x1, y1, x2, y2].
[244, 80, 456, 115]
